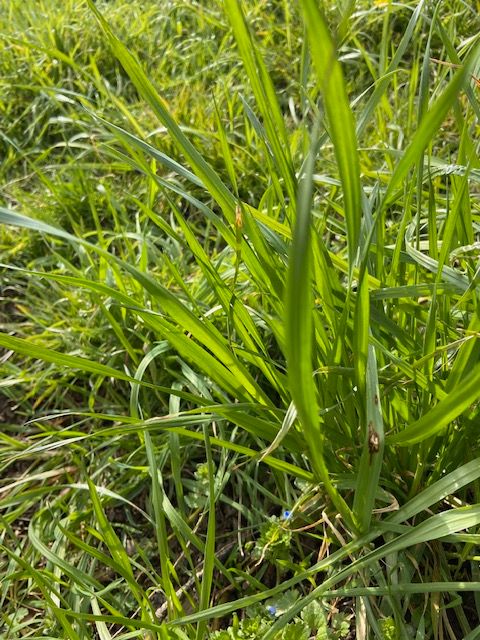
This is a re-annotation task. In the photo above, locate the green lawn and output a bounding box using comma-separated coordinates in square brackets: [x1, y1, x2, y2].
[1, 1, 480, 638]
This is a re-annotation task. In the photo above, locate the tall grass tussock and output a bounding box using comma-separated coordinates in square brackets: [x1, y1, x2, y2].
[1, 0, 480, 638]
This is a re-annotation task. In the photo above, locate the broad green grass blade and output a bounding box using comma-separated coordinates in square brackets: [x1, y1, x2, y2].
[0, 332, 139, 385]
[387, 360, 480, 445]
[388, 457, 480, 525]
[353, 269, 370, 420]
[383, 39, 480, 205]
[300, 0, 362, 269]
[88, 111, 205, 189]
[285, 128, 356, 531]
[446, 312, 480, 392]
[353, 344, 385, 532]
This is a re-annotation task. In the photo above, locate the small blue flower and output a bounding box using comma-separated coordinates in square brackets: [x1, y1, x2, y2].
[282, 510, 292, 520]
[267, 605, 277, 616]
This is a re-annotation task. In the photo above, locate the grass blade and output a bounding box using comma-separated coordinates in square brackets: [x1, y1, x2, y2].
[353, 344, 385, 532]
[285, 127, 356, 531]
[383, 39, 480, 206]
[387, 360, 480, 445]
[224, 0, 296, 201]
[301, 0, 362, 269]
[85, 0, 237, 222]
[195, 425, 216, 640]
[0, 332, 137, 385]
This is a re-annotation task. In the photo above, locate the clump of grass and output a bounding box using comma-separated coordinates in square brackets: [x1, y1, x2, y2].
[1, 1, 480, 639]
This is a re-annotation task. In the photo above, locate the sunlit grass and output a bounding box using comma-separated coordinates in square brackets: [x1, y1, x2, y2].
[1, 1, 480, 638]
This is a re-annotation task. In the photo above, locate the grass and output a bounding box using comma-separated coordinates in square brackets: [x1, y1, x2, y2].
[1, 0, 480, 638]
